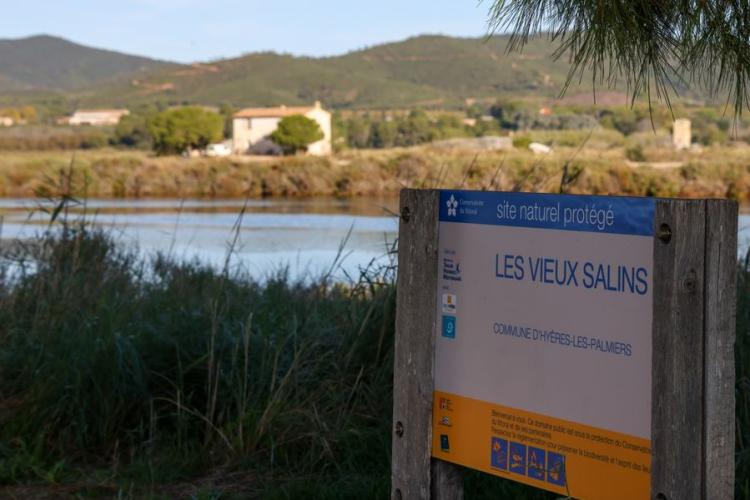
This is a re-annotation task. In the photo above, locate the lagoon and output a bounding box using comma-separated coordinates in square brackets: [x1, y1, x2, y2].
[0, 197, 747, 281]
[0, 197, 399, 281]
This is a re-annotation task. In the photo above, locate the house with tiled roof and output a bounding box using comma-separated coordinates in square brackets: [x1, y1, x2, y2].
[232, 101, 331, 156]
[69, 109, 129, 126]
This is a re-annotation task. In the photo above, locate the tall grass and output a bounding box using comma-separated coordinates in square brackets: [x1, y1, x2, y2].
[1, 146, 750, 201]
[0, 211, 747, 498]
[0, 217, 400, 497]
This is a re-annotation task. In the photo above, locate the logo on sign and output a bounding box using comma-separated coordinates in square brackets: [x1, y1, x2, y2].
[442, 315, 456, 339]
[443, 258, 462, 281]
[446, 195, 458, 217]
[442, 293, 457, 313]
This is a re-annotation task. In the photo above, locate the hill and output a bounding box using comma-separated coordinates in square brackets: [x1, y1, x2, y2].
[77, 35, 594, 109]
[0, 35, 174, 92]
[0, 34, 702, 110]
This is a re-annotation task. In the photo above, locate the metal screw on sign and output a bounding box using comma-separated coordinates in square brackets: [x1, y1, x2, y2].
[658, 223, 672, 244]
[401, 206, 410, 223]
[683, 269, 698, 294]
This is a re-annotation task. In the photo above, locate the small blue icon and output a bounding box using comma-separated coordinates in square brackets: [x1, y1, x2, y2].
[442, 315, 456, 339]
[509, 442, 526, 475]
[440, 434, 450, 452]
[528, 446, 546, 480]
[547, 452, 566, 486]
[490, 437, 508, 470]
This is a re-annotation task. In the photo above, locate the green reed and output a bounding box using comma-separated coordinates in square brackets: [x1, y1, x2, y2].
[0, 216, 746, 498]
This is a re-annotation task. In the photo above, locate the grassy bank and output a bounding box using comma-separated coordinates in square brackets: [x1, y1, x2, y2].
[0, 221, 557, 499]
[1, 137, 750, 201]
[0, 220, 748, 498]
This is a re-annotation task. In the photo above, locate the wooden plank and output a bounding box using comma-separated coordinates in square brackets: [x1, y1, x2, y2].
[703, 199, 738, 499]
[431, 459, 464, 500]
[391, 188, 441, 499]
[651, 199, 706, 500]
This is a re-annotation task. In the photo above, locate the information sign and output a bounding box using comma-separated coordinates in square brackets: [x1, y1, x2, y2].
[432, 190, 655, 499]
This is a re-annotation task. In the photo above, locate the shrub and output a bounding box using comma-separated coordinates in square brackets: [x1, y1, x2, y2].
[626, 145, 647, 162]
[147, 107, 224, 155]
[114, 113, 152, 149]
[512, 136, 532, 149]
[270, 115, 324, 155]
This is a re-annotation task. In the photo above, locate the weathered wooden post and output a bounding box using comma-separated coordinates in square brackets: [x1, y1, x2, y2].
[391, 189, 736, 500]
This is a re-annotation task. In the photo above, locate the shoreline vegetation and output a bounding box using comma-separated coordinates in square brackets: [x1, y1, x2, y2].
[0, 215, 559, 499]
[1, 134, 750, 201]
[0, 216, 746, 499]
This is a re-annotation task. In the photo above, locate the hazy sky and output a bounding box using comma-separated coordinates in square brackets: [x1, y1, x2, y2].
[1, 0, 495, 62]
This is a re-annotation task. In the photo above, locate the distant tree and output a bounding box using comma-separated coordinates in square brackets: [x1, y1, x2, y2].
[147, 107, 224, 155]
[434, 114, 471, 140]
[271, 115, 324, 154]
[465, 104, 484, 119]
[218, 103, 235, 139]
[0, 106, 37, 123]
[346, 115, 372, 148]
[114, 113, 152, 148]
[490, 100, 525, 130]
[370, 120, 399, 148]
[473, 118, 502, 137]
[488, 1, 750, 115]
[397, 110, 434, 146]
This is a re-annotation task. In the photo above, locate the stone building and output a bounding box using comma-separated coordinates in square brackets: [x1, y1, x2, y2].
[673, 118, 691, 150]
[232, 101, 331, 156]
[68, 109, 129, 126]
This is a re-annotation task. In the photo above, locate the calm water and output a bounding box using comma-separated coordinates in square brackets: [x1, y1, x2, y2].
[0, 198, 747, 281]
[0, 198, 400, 281]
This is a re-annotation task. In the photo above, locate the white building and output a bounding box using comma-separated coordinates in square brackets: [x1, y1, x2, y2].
[673, 118, 692, 150]
[69, 109, 129, 126]
[232, 101, 331, 156]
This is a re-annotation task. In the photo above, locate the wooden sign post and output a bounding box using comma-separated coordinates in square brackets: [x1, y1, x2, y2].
[391, 189, 737, 500]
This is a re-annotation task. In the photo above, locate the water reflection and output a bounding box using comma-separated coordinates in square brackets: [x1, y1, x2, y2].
[0, 198, 747, 281]
[0, 198, 400, 281]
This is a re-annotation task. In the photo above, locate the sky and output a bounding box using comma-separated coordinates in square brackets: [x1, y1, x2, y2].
[1, 0, 495, 63]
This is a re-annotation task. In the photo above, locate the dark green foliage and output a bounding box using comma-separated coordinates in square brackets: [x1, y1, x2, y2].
[0, 35, 171, 92]
[512, 136, 532, 149]
[114, 112, 153, 149]
[344, 115, 371, 149]
[0, 35, 673, 110]
[0, 125, 112, 150]
[626, 145, 647, 162]
[339, 110, 482, 149]
[218, 103, 236, 139]
[0, 221, 397, 495]
[370, 120, 399, 148]
[270, 115, 324, 154]
[691, 109, 729, 146]
[147, 107, 224, 155]
[488, 1, 750, 114]
[0, 221, 562, 498]
[0, 209, 747, 497]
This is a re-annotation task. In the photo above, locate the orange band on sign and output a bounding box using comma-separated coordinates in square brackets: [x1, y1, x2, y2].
[432, 391, 651, 499]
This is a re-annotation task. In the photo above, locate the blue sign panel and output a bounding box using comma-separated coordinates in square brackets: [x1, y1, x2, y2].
[439, 190, 655, 236]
